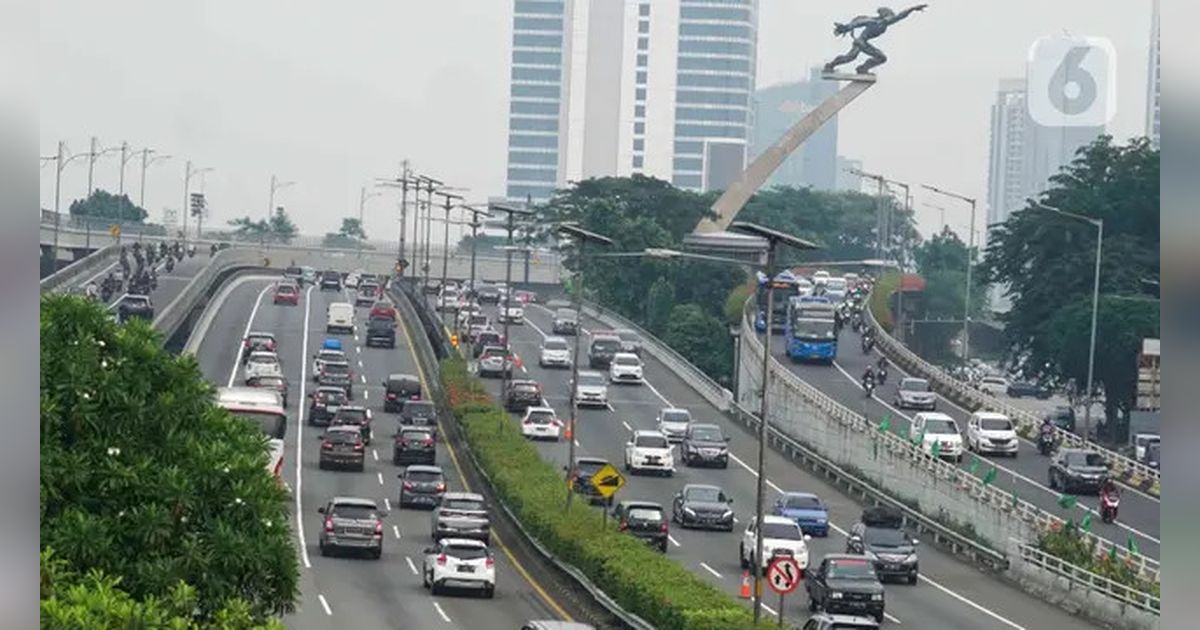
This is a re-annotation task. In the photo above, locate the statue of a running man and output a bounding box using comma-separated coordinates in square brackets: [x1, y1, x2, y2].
[823, 5, 927, 75]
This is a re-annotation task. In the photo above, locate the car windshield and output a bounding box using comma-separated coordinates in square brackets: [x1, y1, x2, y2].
[443, 498, 484, 511]
[331, 504, 378, 519]
[249, 335, 274, 345]
[323, 363, 350, 375]
[628, 508, 663, 522]
[544, 339, 568, 350]
[661, 410, 690, 424]
[761, 522, 803, 540]
[512, 383, 539, 394]
[527, 410, 555, 424]
[617, 331, 639, 343]
[556, 309, 577, 320]
[277, 285, 295, 294]
[479, 333, 501, 344]
[791, 317, 835, 339]
[593, 339, 621, 352]
[325, 430, 360, 444]
[615, 355, 639, 366]
[901, 379, 930, 392]
[578, 373, 606, 387]
[864, 527, 907, 546]
[249, 354, 277, 365]
[335, 409, 368, 423]
[404, 402, 435, 417]
[318, 350, 343, 361]
[445, 545, 487, 560]
[636, 435, 668, 448]
[1064, 452, 1106, 467]
[690, 426, 723, 441]
[254, 377, 285, 388]
[980, 418, 1012, 431]
[923, 418, 958, 434]
[406, 470, 443, 482]
[317, 390, 346, 404]
[401, 429, 432, 441]
[1146, 444, 1160, 463]
[470, 315, 488, 325]
[827, 558, 877, 579]
[685, 487, 723, 503]
[783, 495, 822, 510]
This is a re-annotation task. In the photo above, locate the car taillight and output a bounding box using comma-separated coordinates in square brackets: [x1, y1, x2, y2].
[243, 339, 249, 347]
[374, 521, 384, 536]
[522, 419, 532, 426]
[411, 394, 420, 400]
[423, 437, 434, 445]
[553, 420, 563, 427]
[274, 457, 284, 479]
[386, 392, 396, 399]
[324, 517, 334, 533]
[353, 441, 364, 450]
[403, 481, 414, 490]
[618, 520, 628, 531]
[660, 521, 669, 533]
[436, 554, 447, 566]
[435, 482, 446, 493]
[321, 440, 332, 449]
[485, 555, 495, 569]
[267, 341, 276, 350]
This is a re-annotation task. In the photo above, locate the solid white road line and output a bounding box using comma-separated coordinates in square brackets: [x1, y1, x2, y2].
[406, 556, 418, 574]
[225, 283, 274, 387]
[885, 611, 903, 624]
[317, 594, 332, 616]
[699, 562, 722, 579]
[621, 420, 633, 432]
[184, 274, 278, 355]
[432, 601, 452, 623]
[294, 285, 316, 569]
[667, 534, 682, 547]
[759, 601, 776, 616]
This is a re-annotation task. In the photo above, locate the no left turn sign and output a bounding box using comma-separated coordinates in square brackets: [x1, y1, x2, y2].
[766, 556, 802, 595]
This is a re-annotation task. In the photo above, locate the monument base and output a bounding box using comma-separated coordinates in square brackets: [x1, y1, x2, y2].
[820, 72, 878, 83]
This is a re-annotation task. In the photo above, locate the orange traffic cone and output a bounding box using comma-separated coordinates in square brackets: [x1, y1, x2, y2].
[563, 420, 573, 441]
[738, 570, 752, 599]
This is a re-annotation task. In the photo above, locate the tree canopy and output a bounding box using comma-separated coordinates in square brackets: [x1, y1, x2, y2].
[322, 217, 374, 249]
[68, 190, 149, 224]
[980, 136, 1159, 433]
[40, 295, 299, 623]
[227, 207, 298, 244]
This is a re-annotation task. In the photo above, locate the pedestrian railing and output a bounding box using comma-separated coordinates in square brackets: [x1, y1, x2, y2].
[1010, 539, 1160, 617]
[40, 244, 120, 293]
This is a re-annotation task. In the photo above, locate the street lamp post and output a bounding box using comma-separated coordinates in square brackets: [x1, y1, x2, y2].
[884, 180, 911, 342]
[359, 186, 384, 258]
[417, 176, 443, 288]
[43, 141, 88, 264]
[923, 184, 977, 363]
[729, 325, 742, 404]
[459, 205, 492, 293]
[434, 191, 464, 323]
[139, 149, 171, 212]
[489, 203, 535, 409]
[1030, 199, 1104, 440]
[183, 162, 214, 245]
[85, 136, 121, 198]
[268, 174, 295, 222]
[557, 223, 615, 509]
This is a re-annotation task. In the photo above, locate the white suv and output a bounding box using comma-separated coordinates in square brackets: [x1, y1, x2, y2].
[978, 376, 1009, 397]
[740, 515, 811, 574]
[538, 336, 571, 368]
[244, 351, 282, 381]
[608, 352, 644, 384]
[422, 538, 495, 598]
[656, 407, 692, 442]
[499, 302, 525, 324]
[965, 412, 1019, 457]
[912, 412, 964, 462]
[624, 430, 675, 476]
[573, 371, 609, 408]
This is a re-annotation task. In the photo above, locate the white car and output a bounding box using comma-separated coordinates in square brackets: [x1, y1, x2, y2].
[422, 538, 495, 598]
[499, 303, 525, 324]
[656, 407, 692, 443]
[456, 305, 482, 328]
[573, 371, 609, 407]
[978, 376, 1009, 397]
[608, 352, 644, 384]
[311, 349, 346, 381]
[344, 273, 360, 289]
[520, 406, 562, 441]
[966, 412, 1019, 457]
[740, 515, 811, 574]
[912, 412, 964, 462]
[244, 351, 282, 381]
[538, 336, 571, 368]
[624, 430, 675, 476]
[437, 290, 461, 312]
[894, 377, 937, 411]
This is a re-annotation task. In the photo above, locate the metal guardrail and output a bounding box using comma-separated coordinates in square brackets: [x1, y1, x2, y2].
[740, 307, 1160, 586]
[1011, 539, 1160, 616]
[861, 293, 1162, 497]
[152, 249, 272, 337]
[39, 244, 120, 293]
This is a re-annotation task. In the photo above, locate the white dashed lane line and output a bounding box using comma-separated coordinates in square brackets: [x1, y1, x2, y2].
[317, 594, 333, 616]
[667, 534, 681, 547]
[377, 472, 384, 485]
[372, 449, 379, 461]
[406, 556, 418, 574]
[433, 602, 452, 623]
[393, 525, 402, 540]
[699, 562, 722, 579]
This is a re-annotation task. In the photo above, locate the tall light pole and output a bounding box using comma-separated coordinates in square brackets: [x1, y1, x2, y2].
[415, 175, 443, 287]
[460, 204, 492, 292]
[883, 179, 911, 342]
[183, 162, 214, 244]
[359, 186, 384, 257]
[43, 141, 87, 264]
[268, 174, 296, 222]
[1030, 199, 1104, 440]
[923, 184, 977, 363]
[489, 203, 535, 407]
[139, 150, 171, 212]
[557, 223, 615, 509]
[85, 137, 121, 198]
[848, 167, 888, 260]
[374, 164, 420, 273]
[434, 191, 464, 319]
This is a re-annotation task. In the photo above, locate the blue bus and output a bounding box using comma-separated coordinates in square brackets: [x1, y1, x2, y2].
[755, 270, 802, 333]
[785, 296, 838, 363]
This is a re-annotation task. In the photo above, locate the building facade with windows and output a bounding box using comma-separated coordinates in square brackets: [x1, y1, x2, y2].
[505, 0, 569, 202]
[751, 67, 839, 191]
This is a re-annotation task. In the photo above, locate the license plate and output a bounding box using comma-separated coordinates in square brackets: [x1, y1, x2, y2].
[459, 565, 475, 573]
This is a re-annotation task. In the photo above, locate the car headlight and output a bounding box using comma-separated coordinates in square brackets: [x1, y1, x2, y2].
[864, 550, 878, 561]
[905, 553, 918, 564]
[871, 593, 884, 601]
[816, 517, 827, 523]
[829, 592, 844, 599]
[683, 507, 697, 517]
[721, 510, 734, 519]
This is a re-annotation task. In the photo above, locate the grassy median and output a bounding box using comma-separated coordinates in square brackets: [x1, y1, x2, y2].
[440, 357, 757, 630]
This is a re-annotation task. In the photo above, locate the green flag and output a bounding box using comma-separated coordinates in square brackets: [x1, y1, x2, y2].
[1108, 544, 1118, 561]
[930, 440, 941, 458]
[1057, 494, 1077, 510]
[1080, 513, 1092, 532]
[982, 466, 998, 486]
[913, 428, 925, 446]
[878, 416, 891, 433]
[1127, 534, 1139, 555]
[1010, 490, 1019, 508]
[968, 456, 981, 474]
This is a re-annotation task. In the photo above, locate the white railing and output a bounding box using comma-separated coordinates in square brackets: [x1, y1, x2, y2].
[1011, 539, 1160, 618]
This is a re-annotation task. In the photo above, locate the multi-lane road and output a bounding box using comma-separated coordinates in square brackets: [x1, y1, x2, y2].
[187, 271, 574, 628]
[770, 329, 1161, 560]
[449, 295, 1094, 630]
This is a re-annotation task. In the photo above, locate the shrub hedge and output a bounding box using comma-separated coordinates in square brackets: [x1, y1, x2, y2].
[439, 358, 756, 630]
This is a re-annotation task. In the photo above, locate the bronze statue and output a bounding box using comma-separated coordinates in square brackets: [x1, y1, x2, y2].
[823, 5, 927, 75]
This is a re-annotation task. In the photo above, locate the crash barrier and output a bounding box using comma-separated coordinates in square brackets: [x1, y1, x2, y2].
[152, 249, 272, 339]
[390, 278, 453, 359]
[390, 280, 655, 630]
[737, 308, 1160, 587]
[39, 243, 120, 293]
[863, 293, 1161, 498]
[1007, 539, 1159, 628]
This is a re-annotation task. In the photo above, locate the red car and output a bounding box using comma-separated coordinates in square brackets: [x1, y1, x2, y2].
[514, 290, 538, 304]
[274, 283, 300, 305]
[369, 301, 397, 322]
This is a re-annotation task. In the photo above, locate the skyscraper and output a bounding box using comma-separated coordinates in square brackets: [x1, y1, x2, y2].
[1146, 0, 1160, 148]
[752, 67, 839, 191]
[502, 0, 760, 201]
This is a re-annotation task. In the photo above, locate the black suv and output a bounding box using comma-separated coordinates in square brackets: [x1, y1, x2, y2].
[365, 317, 396, 348]
[611, 500, 669, 553]
[383, 373, 421, 412]
[681, 423, 730, 468]
[318, 360, 354, 399]
[393, 427, 436, 465]
[400, 400, 438, 439]
[117, 295, 155, 323]
[317, 497, 385, 559]
[587, 335, 622, 369]
[320, 270, 342, 290]
[308, 386, 348, 426]
[806, 554, 886, 623]
[504, 380, 542, 412]
[1049, 448, 1109, 494]
[846, 507, 919, 584]
[472, 330, 504, 358]
[476, 285, 501, 304]
[397, 465, 447, 509]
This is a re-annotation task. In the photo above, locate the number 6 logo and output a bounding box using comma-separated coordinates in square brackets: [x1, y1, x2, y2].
[1026, 34, 1117, 128]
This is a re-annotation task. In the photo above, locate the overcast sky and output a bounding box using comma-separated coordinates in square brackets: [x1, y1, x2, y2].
[40, 0, 1153, 244]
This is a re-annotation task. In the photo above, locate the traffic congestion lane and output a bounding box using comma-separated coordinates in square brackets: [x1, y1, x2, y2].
[465, 301, 1093, 630]
[776, 328, 1161, 560]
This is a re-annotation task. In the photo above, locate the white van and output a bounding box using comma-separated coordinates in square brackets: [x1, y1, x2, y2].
[326, 302, 355, 334]
[912, 412, 964, 462]
[965, 411, 1019, 457]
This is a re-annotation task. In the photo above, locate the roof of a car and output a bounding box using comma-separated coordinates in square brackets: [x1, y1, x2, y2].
[388, 373, 419, 381]
[248, 332, 276, 338]
[761, 514, 800, 525]
[973, 411, 1011, 421]
[440, 537, 487, 549]
[325, 425, 361, 434]
[331, 496, 379, 508]
[683, 483, 722, 492]
[618, 500, 663, 510]
[405, 465, 444, 474]
[441, 491, 484, 502]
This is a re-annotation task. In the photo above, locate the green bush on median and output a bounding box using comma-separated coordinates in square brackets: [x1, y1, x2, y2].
[440, 358, 757, 630]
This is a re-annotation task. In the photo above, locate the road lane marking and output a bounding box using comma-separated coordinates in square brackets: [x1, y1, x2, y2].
[293, 284, 316, 569]
[372, 449, 379, 461]
[760, 602, 776, 616]
[356, 346, 363, 354]
[358, 359, 364, 368]
[916, 574, 1020, 628]
[643, 378, 673, 407]
[621, 420, 633, 432]
[384, 497, 392, 510]
[394, 525, 403, 540]
[432, 602, 452, 623]
[360, 374, 367, 384]
[667, 534, 681, 547]
[406, 556, 418, 574]
[317, 594, 332, 616]
[377, 472, 385, 485]
[699, 562, 722, 578]
[886, 612, 903, 624]
[224, 283, 274, 387]
[364, 389, 369, 400]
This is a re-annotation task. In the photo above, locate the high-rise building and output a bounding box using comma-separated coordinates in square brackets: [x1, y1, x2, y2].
[751, 67, 839, 191]
[502, 0, 760, 201]
[1146, 0, 1160, 148]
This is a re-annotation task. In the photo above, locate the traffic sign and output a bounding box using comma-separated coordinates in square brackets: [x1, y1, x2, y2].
[766, 556, 802, 595]
[589, 464, 626, 498]
[109, 225, 121, 237]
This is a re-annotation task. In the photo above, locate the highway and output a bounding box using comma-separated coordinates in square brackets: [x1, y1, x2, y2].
[188, 271, 570, 629]
[770, 328, 1161, 561]
[445, 295, 1095, 630]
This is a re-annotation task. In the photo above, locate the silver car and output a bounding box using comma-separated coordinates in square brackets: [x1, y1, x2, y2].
[656, 407, 692, 442]
[317, 496, 386, 559]
[432, 492, 491, 543]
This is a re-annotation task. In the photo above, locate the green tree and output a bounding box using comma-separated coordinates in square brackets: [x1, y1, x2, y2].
[980, 136, 1159, 437]
[269, 207, 298, 243]
[227, 216, 270, 241]
[68, 190, 149, 224]
[40, 295, 299, 623]
[662, 304, 732, 383]
[338, 217, 366, 241]
[322, 217, 373, 249]
[645, 277, 675, 334]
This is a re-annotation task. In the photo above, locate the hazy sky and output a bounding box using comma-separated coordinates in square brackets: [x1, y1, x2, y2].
[40, 0, 1153, 244]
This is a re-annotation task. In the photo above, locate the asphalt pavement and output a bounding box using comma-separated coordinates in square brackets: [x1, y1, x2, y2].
[190, 273, 569, 629]
[444, 297, 1096, 630]
[772, 328, 1160, 561]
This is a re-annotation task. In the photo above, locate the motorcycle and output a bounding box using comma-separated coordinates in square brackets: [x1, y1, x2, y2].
[877, 365, 888, 385]
[1100, 490, 1119, 524]
[861, 336, 875, 354]
[863, 377, 876, 398]
[1037, 426, 1057, 456]
[187, 244, 196, 258]
[165, 257, 175, 273]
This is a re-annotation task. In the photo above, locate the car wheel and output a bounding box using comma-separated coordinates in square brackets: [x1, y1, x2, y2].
[483, 586, 495, 599]
[319, 541, 329, 557]
[874, 611, 885, 623]
[431, 578, 443, 595]
[908, 572, 918, 585]
[808, 594, 818, 612]
[318, 461, 327, 470]
[739, 544, 748, 569]
[1048, 472, 1057, 490]
[372, 548, 382, 560]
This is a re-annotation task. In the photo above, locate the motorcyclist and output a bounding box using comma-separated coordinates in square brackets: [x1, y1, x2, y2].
[84, 282, 99, 301]
[862, 365, 876, 389]
[1100, 478, 1118, 500]
[210, 243, 218, 257]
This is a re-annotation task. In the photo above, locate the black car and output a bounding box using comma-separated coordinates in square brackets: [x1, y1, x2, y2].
[846, 507, 919, 584]
[318, 426, 366, 471]
[397, 465, 447, 509]
[383, 373, 422, 412]
[365, 317, 396, 348]
[117, 294, 155, 323]
[806, 554, 886, 623]
[611, 500, 669, 552]
[331, 405, 373, 445]
[476, 285, 501, 304]
[400, 400, 439, 438]
[1045, 406, 1076, 433]
[317, 497, 385, 559]
[1049, 448, 1109, 494]
[320, 270, 342, 290]
[317, 361, 354, 399]
[587, 335, 622, 369]
[681, 423, 730, 468]
[568, 457, 615, 507]
[393, 427, 436, 465]
[308, 386, 348, 426]
[672, 484, 735, 531]
[1007, 380, 1052, 399]
[504, 380, 542, 412]
[423, 279, 442, 295]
